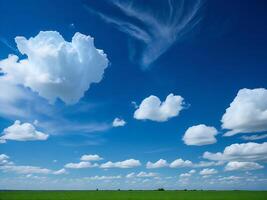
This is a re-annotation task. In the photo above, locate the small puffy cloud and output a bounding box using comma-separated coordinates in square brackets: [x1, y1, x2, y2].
[0, 154, 9, 165]
[199, 168, 218, 175]
[0, 31, 108, 104]
[221, 88, 267, 136]
[80, 154, 103, 161]
[203, 142, 267, 162]
[0, 120, 49, 142]
[169, 158, 193, 168]
[112, 118, 126, 127]
[241, 134, 267, 141]
[180, 170, 196, 178]
[182, 124, 218, 146]
[134, 94, 185, 122]
[146, 159, 168, 169]
[64, 161, 98, 169]
[224, 161, 264, 171]
[100, 159, 141, 169]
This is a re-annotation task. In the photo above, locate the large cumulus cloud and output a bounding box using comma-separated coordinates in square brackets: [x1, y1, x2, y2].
[0, 31, 108, 104]
[221, 88, 267, 136]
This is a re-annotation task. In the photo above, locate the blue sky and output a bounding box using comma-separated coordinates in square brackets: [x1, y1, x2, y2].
[0, 0, 267, 190]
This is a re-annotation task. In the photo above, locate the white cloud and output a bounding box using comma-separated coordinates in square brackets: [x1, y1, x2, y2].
[134, 94, 184, 122]
[180, 173, 191, 178]
[0, 31, 108, 104]
[193, 161, 224, 168]
[241, 134, 267, 141]
[146, 159, 168, 169]
[182, 124, 218, 146]
[100, 159, 141, 169]
[0, 154, 9, 165]
[180, 170, 196, 178]
[0, 165, 66, 175]
[64, 161, 98, 169]
[199, 168, 217, 175]
[224, 161, 264, 171]
[85, 0, 203, 67]
[112, 118, 126, 127]
[203, 142, 267, 162]
[87, 175, 121, 180]
[0, 120, 49, 142]
[52, 168, 67, 175]
[125, 172, 135, 178]
[125, 172, 158, 178]
[80, 154, 103, 161]
[126, 172, 135, 178]
[218, 176, 243, 182]
[136, 171, 158, 178]
[221, 88, 267, 136]
[0, 154, 66, 175]
[169, 158, 192, 168]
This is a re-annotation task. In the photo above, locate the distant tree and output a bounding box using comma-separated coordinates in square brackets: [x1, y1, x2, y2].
[157, 188, 165, 191]
[184, 189, 188, 191]
[96, 188, 99, 191]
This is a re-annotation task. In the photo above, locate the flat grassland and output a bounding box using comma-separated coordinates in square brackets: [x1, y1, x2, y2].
[0, 190, 266, 200]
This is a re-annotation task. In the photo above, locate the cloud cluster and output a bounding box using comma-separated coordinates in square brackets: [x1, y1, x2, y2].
[126, 171, 158, 178]
[0, 31, 108, 104]
[203, 142, 267, 162]
[0, 120, 48, 143]
[182, 124, 218, 146]
[134, 94, 184, 122]
[221, 88, 267, 136]
[112, 118, 126, 127]
[0, 165, 66, 175]
[224, 161, 264, 171]
[100, 159, 141, 169]
[0, 154, 66, 175]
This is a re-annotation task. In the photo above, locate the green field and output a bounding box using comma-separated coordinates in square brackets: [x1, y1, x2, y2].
[0, 190, 266, 200]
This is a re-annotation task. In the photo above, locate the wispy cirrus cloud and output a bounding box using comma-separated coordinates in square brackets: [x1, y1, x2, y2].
[84, 0, 204, 68]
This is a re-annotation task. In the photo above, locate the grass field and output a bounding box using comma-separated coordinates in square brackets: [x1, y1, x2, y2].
[0, 190, 266, 200]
